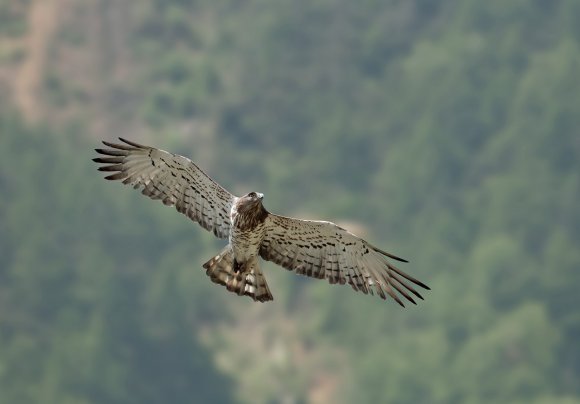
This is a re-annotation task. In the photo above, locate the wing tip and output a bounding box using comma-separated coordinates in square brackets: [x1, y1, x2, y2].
[119, 137, 147, 148]
[371, 245, 409, 263]
[101, 138, 145, 151]
[416, 281, 431, 291]
[389, 253, 408, 263]
[101, 140, 119, 148]
[403, 296, 417, 306]
[104, 172, 128, 181]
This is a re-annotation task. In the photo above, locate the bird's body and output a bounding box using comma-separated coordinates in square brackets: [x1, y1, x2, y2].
[93, 138, 430, 306]
[229, 192, 267, 263]
[207, 193, 273, 301]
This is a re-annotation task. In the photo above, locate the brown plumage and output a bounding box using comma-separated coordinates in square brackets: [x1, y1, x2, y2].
[93, 138, 430, 306]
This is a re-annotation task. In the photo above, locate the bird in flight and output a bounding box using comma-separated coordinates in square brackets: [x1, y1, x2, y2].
[93, 138, 429, 306]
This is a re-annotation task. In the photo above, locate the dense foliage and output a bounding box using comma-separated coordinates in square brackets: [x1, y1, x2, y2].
[1, 0, 579, 403]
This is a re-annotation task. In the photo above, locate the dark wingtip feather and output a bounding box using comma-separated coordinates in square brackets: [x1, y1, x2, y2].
[93, 157, 123, 164]
[384, 287, 405, 307]
[102, 140, 134, 150]
[414, 281, 430, 290]
[101, 140, 118, 148]
[95, 148, 126, 156]
[119, 137, 147, 148]
[389, 263, 430, 290]
[405, 297, 417, 305]
[404, 285, 424, 300]
[97, 163, 124, 172]
[388, 253, 408, 263]
[104, 172, 128, 181]
[371, 245, 409, 262]
[389, 280, 417, 305]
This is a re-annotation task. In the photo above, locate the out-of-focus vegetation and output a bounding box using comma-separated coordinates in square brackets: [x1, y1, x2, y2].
[1, 0, 579, 403]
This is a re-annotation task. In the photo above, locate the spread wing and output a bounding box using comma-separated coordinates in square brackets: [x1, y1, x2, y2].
[93, 138, 236, 238]
[259, 214, 429, 307]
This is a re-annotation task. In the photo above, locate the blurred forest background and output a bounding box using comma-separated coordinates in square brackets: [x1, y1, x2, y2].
[1, 0, 579, 403]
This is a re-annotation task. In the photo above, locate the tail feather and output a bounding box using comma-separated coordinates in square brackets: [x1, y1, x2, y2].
[202, 247, 273, 302]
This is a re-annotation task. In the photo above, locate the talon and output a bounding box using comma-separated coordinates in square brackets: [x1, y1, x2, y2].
[233, 260, 242, 273]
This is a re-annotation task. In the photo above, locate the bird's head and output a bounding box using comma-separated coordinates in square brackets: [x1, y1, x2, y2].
[237, 191, 265, 211]
[235, 192, 268, 223]
[242, 191, 264, 205]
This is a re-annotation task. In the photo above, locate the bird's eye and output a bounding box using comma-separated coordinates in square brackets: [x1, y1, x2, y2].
[248, 192, 256, 198]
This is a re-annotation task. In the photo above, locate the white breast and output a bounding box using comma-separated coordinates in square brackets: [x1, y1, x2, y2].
[229, 205, 266, 262]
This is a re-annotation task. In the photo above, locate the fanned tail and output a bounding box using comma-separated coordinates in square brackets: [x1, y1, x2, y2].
[202, 247, 273, 302]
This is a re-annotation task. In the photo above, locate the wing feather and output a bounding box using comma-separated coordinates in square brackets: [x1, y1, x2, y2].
[93, 138, 236, 238]
[260, 214, 429, 306]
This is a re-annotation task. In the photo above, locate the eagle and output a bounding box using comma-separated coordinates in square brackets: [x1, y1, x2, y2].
[93, 138, 429, 306]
